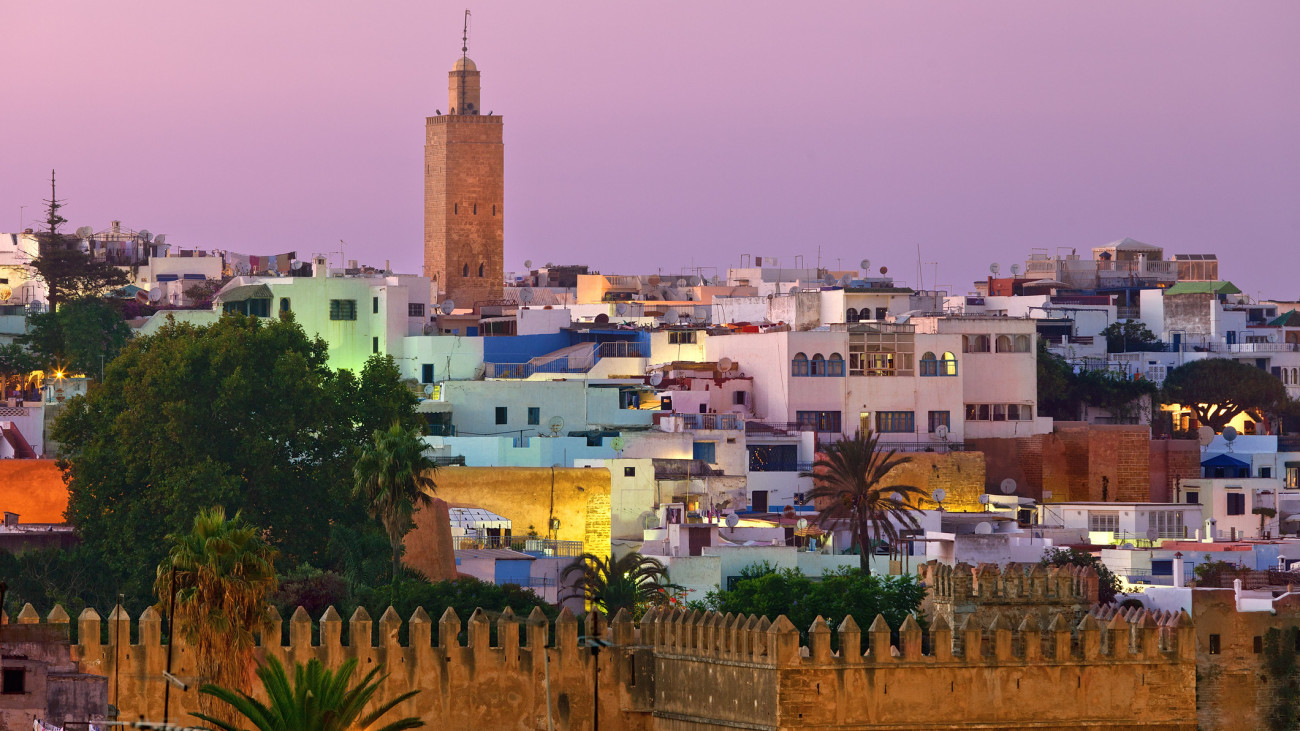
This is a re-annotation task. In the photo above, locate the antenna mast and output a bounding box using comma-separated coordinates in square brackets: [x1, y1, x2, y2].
[458, 9, 471, 115]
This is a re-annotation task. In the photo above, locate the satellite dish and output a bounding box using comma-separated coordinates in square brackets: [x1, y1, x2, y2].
[545, 262, 555, 268]
[1268, 332, 1278, 343]
[611, 436, 626, 452]
[154, 234, 166, 245]
[423, 384, 435, 395]
[717, 357, 733, 371]
[649, 371, 664, 386]
[1196, 426, 1215, 446]
[139, 229, 152, 242]
[839, 275, 853, 286]
[548, 416, 566, 436]
[662, 307, 679, 322]
[676, 278, 687, 288]
[823, 274, 837, 286]
[975, 522, 994, 535]
[642, 512, 660, 530]
[932, 488, 947, 503]
[440, 299, 455, 315]
[989, 263, 1000, 275]
[860, 259, 871, 272]
[879, 266, 888, 275]
[615, 303, 629, 316]
[594, 313, 610, 324]
[788, 285, 800, 295]
[1010, 264, 1021, 276]
[725, 513, 740, 528]
[1000, 478, 1017, 495]
[935, 424, 950, 440]
[520, 288, 535, 304]
[1222, 426, 1238, 442]
[75, 226, 93, 238]
[523, 259, 534, 269]
[795, 518, 809, 531]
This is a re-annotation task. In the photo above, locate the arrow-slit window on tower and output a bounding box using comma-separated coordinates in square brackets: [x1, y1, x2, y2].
[478, 263, 485, 278]
[463, 264, 469, 277]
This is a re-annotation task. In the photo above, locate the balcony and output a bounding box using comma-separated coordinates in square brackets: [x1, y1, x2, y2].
[674, 413, 743, 431]
[452, 535, 585, 557]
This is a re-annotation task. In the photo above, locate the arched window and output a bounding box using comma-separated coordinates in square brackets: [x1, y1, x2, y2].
[279, 297, 290, 313]
[1015, 334, 1031, 352]
[828, 352, 845, 376]
[462, 263, 469, 277]
[846, 308, 858, 323]
[478, 263, 485, 278]
[810, 353, 826, 376]
[920, 351, 938, 377]
[941, 351, 958, 376]
[964, 335, 991, 353]
[791, 352, 809, 377]
[996, 335, 1013, 353]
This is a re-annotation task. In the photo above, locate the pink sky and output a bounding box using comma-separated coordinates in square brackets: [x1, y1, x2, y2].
[3, 2, 1297, 297]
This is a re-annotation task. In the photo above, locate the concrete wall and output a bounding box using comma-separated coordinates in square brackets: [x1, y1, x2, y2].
[400, 335, 485, 382]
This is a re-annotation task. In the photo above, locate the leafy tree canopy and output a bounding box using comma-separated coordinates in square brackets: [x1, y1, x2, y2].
[1041, 547, 1122, 605]
[54, 313, 412, 601]
[699, 563, 925, 642]
[1036, 339, 1158, 421]
[1163, 358, 1287, 432]
[27, 171, 128, 310]
[21, 296, 131, 374]
[1100, 319, 1159, 353]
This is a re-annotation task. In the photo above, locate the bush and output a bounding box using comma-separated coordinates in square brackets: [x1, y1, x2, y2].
[700, 564, 925, 642]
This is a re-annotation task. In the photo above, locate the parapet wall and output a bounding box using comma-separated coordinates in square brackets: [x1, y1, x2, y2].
[8, 595, 1196, 730]
[921, 560, 1099, 631]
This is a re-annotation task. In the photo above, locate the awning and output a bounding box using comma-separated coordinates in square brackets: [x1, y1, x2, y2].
[1201, 453, 1250, 469]
[217, 284, 273, 302]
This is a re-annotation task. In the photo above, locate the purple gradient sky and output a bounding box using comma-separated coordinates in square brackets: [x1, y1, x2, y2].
[3, 2, 1297, 297]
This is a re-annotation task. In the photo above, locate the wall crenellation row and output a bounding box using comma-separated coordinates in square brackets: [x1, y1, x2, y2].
[922, 561, 1100, 606]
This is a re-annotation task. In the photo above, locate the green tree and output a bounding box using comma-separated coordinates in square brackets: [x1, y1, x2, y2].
[1036, 338, 1158, 422]
[801, 430, 928, 573]
[1100, 319, 1159, 353]
[1041, 547, 1122, 605]
[156, 507, 278, 722]
[22, 296, 131, 375]
[354, 354, 422, 437]
[196, 655, 422, 731]
[353, 423, 438, 585]
[27, 171, 127, 310]
[1163, 358, 1287, 432]
[0, 342, 39, 395]
[561, 552, 674, 617]
[1037, 337, 1078, 419]
[702, 564, 925, 643]
[55, 313, 370, 600]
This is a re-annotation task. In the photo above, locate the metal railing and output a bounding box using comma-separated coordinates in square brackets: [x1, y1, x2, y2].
[745, 421, 813, 436]
[452, 535, 585, 557]
[676, 413, 743, 431]
[596, 341, 648, 358]
[485, 344, 598, 379]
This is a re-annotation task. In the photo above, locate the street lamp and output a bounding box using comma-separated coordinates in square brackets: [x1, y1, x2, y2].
[578, 635, 612, 731]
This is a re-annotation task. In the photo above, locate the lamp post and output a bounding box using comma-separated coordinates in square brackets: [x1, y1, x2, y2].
[578, 635, 612, 731]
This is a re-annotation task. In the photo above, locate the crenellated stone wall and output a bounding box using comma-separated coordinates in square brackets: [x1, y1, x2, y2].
[6, 589, 1198, 730]
[920, 560, 1099, 631]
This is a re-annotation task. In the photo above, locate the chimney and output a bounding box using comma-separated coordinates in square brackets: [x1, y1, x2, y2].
[3, 512, 18, 527]
[1172, 552, 1184, 588]
[314, 255, 328, 278]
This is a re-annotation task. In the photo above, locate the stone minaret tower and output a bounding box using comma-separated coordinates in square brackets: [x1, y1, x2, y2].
[424, 51, 504, 309]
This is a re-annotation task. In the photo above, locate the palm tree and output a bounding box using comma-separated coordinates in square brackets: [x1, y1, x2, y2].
[155, 507, 278, 724]
[562, 551, 675, 616]
[800, 430, 929, 574]
[195, 655, 423, 731]
[353, 423, 438, 583]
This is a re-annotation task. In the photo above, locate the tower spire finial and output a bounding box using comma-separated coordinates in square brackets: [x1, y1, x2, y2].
[462, 9, 471, 58]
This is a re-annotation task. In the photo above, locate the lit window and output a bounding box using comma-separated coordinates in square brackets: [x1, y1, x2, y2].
[876, 411, 915, 433]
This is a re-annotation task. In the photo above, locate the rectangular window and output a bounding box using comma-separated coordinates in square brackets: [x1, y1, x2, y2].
[797, 410, 841, 433]
[919, 359, 938, 377]
[222, 298, 270, 317]
[409, 303, 426, 317]
[1208, 634, 1221, 655]
[1, 667, 24, 694]
[748, 444, 798, 472]
[1007, 404, 1020, 421]
[1254, 636, 1264, 654]
[1185, 491, 1199, 505]
[693, 441, 717, 463]
[1286, 462, 1300, 489]
[1226, 492, 1246, 516]
[992, 404, 1007, 422]
[373, 296, 379, 314]
[1088, 512, 1119, 534]
[495, 407, 508, 425]
[372, 336, 379, 354]
[421, 364, 435, 384]
[668, 331, 697, 344]
[733, 391, 746, 405]
[624, 466, 636, 477]
[876, 411, 915, 433]
[329, 299, 357, 321]
[1152, 510, 1184, 538]
[527, 407, 540, 425]
[1260, 467, 1272, 479]
[928, 411, 951, 433]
